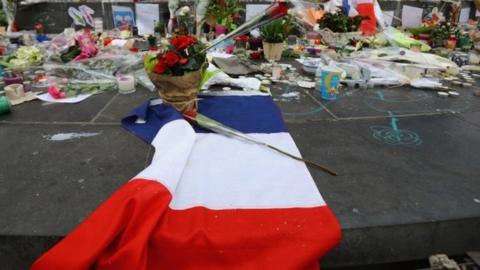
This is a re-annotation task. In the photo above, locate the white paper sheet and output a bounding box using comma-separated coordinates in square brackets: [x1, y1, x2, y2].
[112, 5, 135, 29]
[246, 4, 270, 21]
[208, 52, 235, 59]
[135, 3, 159, 35]
[460, 8, 471, 23]
[383, 11, 394, 26]
[110, 39, 128, 47]
[401, 5, 423, 28]
[36, 93, 92, 104]
[476, 10, 480, 17]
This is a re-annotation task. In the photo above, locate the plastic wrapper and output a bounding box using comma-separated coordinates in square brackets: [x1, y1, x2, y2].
[201, 64, 261, 91]
[43, 63, 118, 96]
[49, 31, 76, 55]
[134, 69, 156, 92]
[73, 51, 145, 77]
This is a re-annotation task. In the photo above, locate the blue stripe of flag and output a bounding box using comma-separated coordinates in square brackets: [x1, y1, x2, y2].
[122, 95, 287, 144]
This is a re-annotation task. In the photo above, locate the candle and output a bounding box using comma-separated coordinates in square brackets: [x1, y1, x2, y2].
[4, 74, 23, 86]
[272, 64, 282, 80]
[117, 75, 136, 94]
[0, 96, 10, 115]
[23, 81, 32, 92]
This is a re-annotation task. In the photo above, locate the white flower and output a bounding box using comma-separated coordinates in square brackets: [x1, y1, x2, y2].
[178, 6, 190, 16]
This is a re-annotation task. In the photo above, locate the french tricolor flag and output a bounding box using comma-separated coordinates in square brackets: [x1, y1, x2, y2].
[31, 91, 341, 270]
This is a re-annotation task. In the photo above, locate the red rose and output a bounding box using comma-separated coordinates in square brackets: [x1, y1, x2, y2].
[153, 60, 167, 74]
[35, 23, 44, 30]
[179, 57, 188, 65]
[163, 51, 179, 67]
[171, 35, 198, 51]
[250, 51, 262, 60]
[234, 35, 249, 42]
[265, 1, 288, 20]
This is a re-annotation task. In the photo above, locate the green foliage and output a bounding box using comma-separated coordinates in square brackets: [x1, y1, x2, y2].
[317, 13, 366, 33]
[60, 46, 81, 63]
[0, 10, 7, 27]
[430, 22, 460, 44]
[171, 42, 206, 75]
[154, 21, 165, 34]
[65, 81, 116, 96]
[206, 0, 244, 30]
[407, 26, 433, 36]
[260, 15, 294, 43]
[147, 35, 157, 47]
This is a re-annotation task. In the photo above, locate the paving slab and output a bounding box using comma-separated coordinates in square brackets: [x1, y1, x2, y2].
[1, 82, 480, 269]
[94, 89, 157, 123]
[288, 114, 480, 227]
[0, 124, 149, 236]
[287, 114, 480, 266]
[0, 91, 116, 123]
[326, 87, 478, 119]
[270, 84, 334, 121]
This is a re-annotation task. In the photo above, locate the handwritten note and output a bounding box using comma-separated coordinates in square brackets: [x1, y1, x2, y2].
[401, 5, 423, 28]
[460, 8, 471, 23]
[246, 4, 269, 21]
[136, 3, 159, 35]
[383, 11, 394, 27]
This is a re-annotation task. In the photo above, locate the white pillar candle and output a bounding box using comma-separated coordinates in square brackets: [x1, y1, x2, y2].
[117, 75, 136, 94]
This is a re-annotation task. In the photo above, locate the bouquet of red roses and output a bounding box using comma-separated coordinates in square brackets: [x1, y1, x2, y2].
[144, 35, 206, 76]
[144, 35, 207, 112]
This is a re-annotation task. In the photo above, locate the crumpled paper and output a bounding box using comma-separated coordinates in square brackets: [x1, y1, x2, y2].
[201, 64, 261, 91]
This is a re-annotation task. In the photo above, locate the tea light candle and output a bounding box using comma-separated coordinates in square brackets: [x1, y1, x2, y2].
[117, 75, 135, 94]
[272, 65, 282, 80]
[437, 91, 449, 98]
[23, 81, 32, 92]
[448, 91, 460, 97]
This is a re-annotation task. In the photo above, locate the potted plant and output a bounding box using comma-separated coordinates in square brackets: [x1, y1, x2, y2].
[144, 35, 207, 112]
[206, 0, 244, 37]
[154, 21, 166, 37]
[430, 22, 460, 49]
[260, 15, 293, 61]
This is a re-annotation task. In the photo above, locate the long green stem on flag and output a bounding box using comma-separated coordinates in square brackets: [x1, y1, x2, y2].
[184, 112, 338, 176]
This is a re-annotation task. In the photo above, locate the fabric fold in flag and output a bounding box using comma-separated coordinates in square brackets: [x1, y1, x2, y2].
[31, 91, 341, 270]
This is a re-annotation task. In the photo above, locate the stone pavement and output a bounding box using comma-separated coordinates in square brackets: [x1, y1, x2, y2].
[1, 71, 480, 269]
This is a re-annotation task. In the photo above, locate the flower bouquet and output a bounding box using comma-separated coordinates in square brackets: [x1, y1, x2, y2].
[205, 1, 289, 52]
[206, 0, 244, 36]
[144, 35, 207, 112]
[315, 12, 365, 48]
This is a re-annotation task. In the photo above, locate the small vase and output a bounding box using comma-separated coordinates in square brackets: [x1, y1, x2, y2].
[263, 42, 283, 62]
[215, 24, 228, 37]
[444, 37, 457, 49]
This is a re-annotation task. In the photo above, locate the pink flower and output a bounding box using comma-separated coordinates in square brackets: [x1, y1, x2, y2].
[48, 84, 65, 99]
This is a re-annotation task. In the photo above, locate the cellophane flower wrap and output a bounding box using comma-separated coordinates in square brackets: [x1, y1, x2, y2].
[144, 35, 207, 112]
